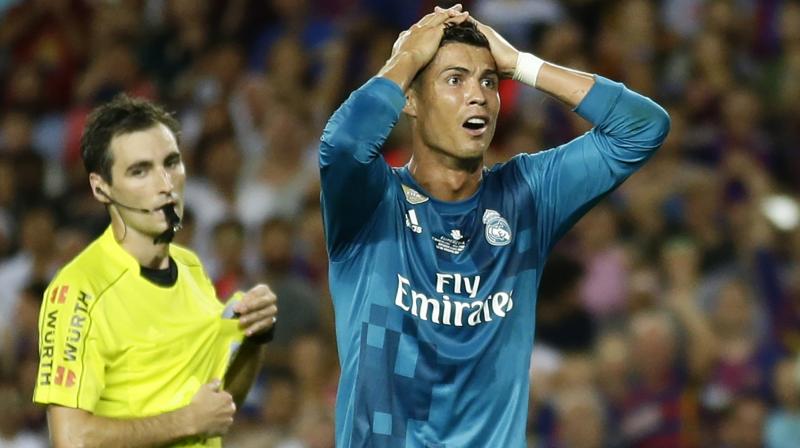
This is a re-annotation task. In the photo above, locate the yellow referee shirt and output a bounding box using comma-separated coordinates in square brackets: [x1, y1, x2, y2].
[34, 226, 245, 447]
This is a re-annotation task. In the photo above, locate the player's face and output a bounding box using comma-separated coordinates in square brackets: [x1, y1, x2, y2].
[105, 123, 186, 237]
[410, 43, 500, 161]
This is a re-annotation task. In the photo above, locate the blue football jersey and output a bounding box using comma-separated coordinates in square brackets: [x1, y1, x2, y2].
[320, 76, 669, 448]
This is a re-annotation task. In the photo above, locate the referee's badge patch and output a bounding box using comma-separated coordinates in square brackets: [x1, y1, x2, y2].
[483, 209, 512, 246]
[402, 184, 429, 204]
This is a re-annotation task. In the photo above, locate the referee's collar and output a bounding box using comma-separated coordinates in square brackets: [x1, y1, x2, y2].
[98, 226, 170, 277]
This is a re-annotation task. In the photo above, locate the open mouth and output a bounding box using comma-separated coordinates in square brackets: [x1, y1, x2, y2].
[462, 116, 488, 135]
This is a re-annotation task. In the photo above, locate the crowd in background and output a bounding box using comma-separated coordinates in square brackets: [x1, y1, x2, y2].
[1, 0, 799, 446]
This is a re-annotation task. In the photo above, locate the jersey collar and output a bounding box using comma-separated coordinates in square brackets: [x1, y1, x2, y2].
[97, 226, 164, 276]
[396, 165, 485, 214]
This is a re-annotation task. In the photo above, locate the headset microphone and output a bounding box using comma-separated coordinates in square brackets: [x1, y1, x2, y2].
[96, 187, 182, 244]
[96, 187, 153, 213]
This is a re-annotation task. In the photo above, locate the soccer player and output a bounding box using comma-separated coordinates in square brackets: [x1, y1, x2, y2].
[319, 5, 670, 447]
[34, 95, 278, 447]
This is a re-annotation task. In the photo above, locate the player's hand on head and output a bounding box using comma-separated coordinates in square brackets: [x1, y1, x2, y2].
[389, 4, 470, 72]
[186, 380, 236, 437]
[470, 18, 519, 78]
[234, 284, 278, 337]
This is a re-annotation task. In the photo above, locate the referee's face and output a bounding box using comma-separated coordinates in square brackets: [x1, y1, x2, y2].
[105, 123, 186, 238]
[408, 43, 500, 162]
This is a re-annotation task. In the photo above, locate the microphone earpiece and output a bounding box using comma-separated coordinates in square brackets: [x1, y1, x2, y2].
[95, 188, 151, 214]
[93, 185, 181, 243]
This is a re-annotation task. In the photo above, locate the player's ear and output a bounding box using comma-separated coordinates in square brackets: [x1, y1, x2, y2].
[403, 89, 418, 118]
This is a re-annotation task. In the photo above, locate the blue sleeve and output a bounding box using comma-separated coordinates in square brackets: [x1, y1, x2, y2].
[516, 76, 671, 254]
[319, 77, 406, 260]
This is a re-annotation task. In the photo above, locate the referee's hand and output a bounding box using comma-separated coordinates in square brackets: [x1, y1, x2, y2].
[185, 380, 235, 437]
[234, 284, 278, 337]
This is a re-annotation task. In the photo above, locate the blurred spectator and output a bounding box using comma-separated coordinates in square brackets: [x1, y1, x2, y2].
[536, 254, 596, 353]
[719, 395, 768, 448]
[259, 218, 321, 354]
[575, 204, 630, 319]
[473, 0, 565, 48]
[290, 332, 337, 416]
[553, 388, 606, 448]
[0, 206, 58, 338]
[139, 0, 215, 95]
[1, 281, 46, 377]
[619, 309, 709, 447]
[0, 0, 89, 109]
[0, 381, 46, 447]
[226, 368, 303, 448]
[765, 356, 800, 448]
[237, 101, 319, 232]
[184, 132, 244, 259]
[211, 218, 250, 301]
[702, 279, 779, 415]
[0, 155, 13, 257]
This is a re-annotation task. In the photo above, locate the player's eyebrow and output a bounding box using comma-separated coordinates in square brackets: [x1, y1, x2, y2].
[441, 66, 471, 75]
[482, 69, 499, 79]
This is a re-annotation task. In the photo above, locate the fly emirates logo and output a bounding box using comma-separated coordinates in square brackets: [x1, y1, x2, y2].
[394, 273, 513, 326]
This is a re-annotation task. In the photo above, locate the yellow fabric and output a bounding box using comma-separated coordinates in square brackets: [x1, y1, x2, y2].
[34, 226, 245, 447]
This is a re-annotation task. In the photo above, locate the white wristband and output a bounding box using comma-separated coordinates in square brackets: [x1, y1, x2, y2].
[512, 52, 545, 88]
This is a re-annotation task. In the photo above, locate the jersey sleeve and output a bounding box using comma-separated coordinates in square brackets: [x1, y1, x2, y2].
[33, 271, 106, 412]
[515, 76, 670, 255]
[319, 77, 406, 260]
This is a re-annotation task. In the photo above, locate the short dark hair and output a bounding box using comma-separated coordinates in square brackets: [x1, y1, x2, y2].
[412, 21, 491, 88]
[80, 94, 180, 183]
[440, 20, 490, 49]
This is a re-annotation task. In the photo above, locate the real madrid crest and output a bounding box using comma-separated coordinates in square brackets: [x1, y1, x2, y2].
[483, 209, 512, 246]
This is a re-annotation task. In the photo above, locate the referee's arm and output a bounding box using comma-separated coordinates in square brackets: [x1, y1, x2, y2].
[224, 283, 278, 405]
[48, 380, 235, 447]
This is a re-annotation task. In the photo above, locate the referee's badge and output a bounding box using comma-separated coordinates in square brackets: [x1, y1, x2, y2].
[483, 209, 512, 246]
[402, 184, 429, 204]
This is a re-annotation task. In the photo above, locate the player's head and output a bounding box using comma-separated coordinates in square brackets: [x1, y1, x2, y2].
[81, 94, 185, 240]
[404, 20, 499, 165]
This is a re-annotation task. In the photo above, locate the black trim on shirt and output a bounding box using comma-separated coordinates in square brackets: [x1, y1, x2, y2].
[140, 257, 178, 287]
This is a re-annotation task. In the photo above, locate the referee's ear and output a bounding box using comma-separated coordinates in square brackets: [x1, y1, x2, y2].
[89, 172, 111, 204]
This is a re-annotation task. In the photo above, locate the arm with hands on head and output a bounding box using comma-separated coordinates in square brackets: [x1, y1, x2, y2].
[224, 283, 278, 405]
[471, 18, 595, 107]
[319, 5, 470, 260]
[47, 380, 236, 448]
[377, 4, 471, 91]
[473, 18, 670, 250]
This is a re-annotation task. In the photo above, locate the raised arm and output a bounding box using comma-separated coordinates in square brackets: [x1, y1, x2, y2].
[474, 19, 670, 251]
[473, 18, 596, 108]
[319, 6, 470, 260]
[318, 78, 403, 260]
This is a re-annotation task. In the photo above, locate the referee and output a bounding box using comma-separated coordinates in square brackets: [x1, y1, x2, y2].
[33, 95, 278, 447]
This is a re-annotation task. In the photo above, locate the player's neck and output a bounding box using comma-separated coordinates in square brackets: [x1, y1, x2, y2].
[110, 214, 171, 270]
[408, 151, 483, 202]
